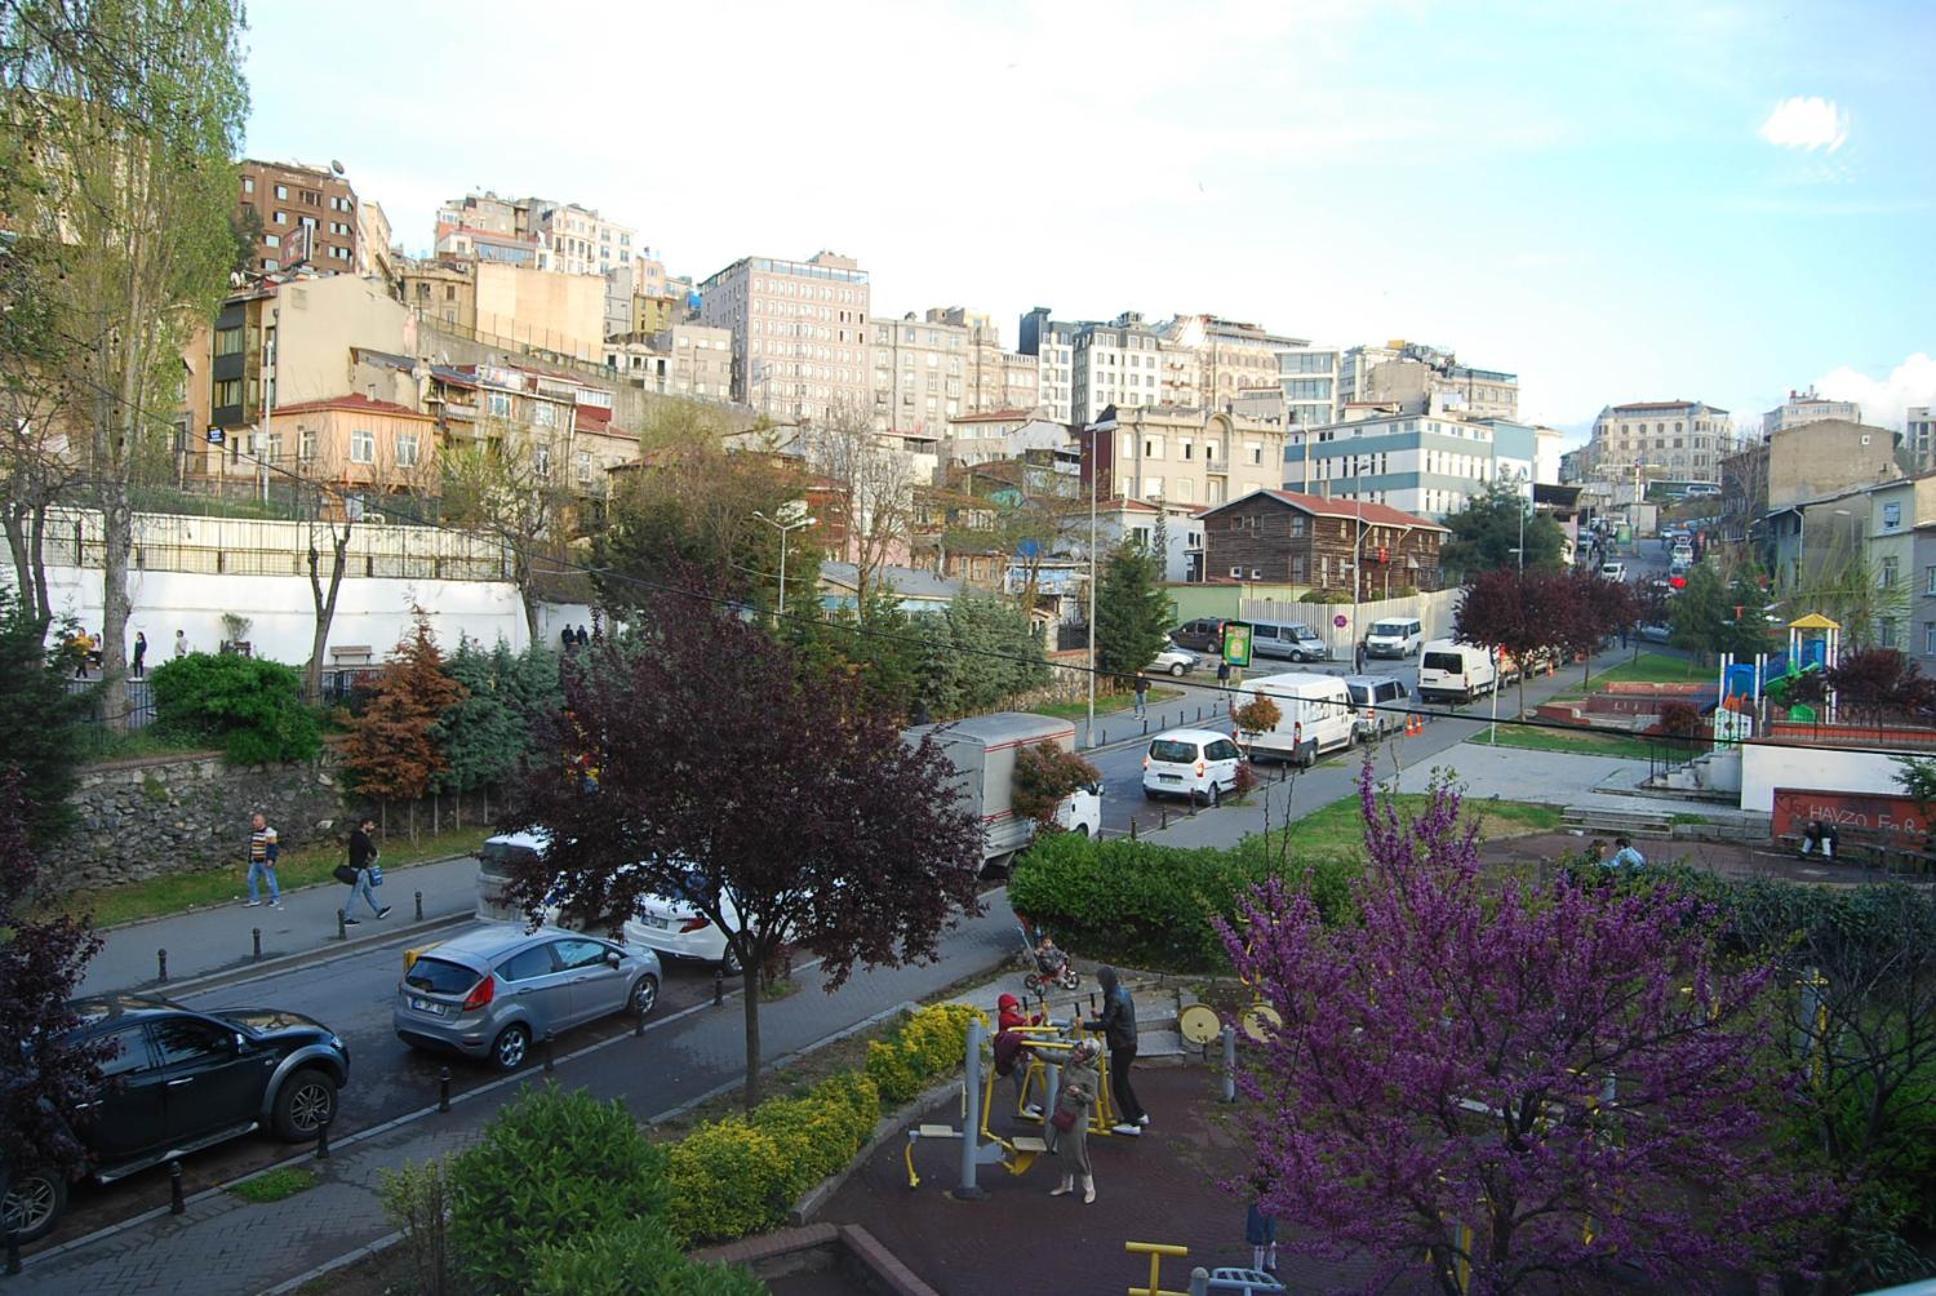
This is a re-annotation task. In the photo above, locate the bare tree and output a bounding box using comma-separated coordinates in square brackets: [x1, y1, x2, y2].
[439, 426, 575, 642]
[805, 403, 919, 609]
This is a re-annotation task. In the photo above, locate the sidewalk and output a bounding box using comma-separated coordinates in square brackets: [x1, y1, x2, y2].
[1073, 680, 1229, 751]
[78, 854, 482, 996]
[15, 895, 1020, 1296]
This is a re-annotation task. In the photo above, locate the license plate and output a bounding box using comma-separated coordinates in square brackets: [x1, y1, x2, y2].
[410, 997, 446, 1016]
[1159, 774, 1182, 783]
[641, 915, 670, 930]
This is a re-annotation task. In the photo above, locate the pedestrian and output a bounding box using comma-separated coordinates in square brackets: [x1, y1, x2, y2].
[244, 812, 283, 909]
[70, 626, 92, 678]
[1606, 836, 1646, 871]
[575, 624, 590, 648]
[335, 816, 391, 924]
[174, 628, 188, 659]
[1618, 625, 1629, 650]
[1245, 1174, 1280, 1275]
[1216, 658, 1231, 690]
[1800, 819, 1839, 860]
[1133, 673, 1150, 719]
[1353, 636, 1367, 674]
[561, 624, 576, 653]
[1047, 1037, 1101, 1203]
[131, 630, 147, 679]
[1085, 965, 1146, 1134]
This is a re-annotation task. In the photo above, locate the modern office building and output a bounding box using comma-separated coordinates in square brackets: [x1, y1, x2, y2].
[1282, 410, 1537, 520]
[1278, 347, 1343, 427]
[698, 251, 872, 423]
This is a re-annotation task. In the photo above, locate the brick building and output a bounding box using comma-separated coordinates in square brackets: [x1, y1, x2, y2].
[236, 159, 358, 274]
[1197, 488, 1447, 598]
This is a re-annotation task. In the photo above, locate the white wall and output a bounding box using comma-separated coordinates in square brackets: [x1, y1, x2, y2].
[1739, 743, 1907, 814]
[35, 565, 530, 665]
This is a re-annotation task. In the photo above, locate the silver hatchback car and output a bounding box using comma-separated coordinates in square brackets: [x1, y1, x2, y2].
[393, 925, 661, 1071]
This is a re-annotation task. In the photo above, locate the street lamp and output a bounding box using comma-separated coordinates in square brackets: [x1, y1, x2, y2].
[1085, 411, 1118, 744]
[754, 507, 815, 616]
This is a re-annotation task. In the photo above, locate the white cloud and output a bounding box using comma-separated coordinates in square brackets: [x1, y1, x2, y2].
[1758, 96, 1849, 152]
[1812, 354, 1936, 430]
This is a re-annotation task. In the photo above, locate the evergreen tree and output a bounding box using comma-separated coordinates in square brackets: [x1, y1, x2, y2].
[1440, 479, 1565, 577]
[1669, 565, 1729, 663]
[942, 592, 1050, 714]
[342, 612, 468, 837]
[1094, 540, 1171, 682]
[433, 638, 536, 816]
[0, 591, 92, 844]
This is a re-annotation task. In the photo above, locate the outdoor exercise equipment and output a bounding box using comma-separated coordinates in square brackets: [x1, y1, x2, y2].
[1125, 1242, 1286, 1296]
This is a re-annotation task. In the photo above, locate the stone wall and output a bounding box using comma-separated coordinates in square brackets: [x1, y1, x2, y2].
[45, 751, 345, 891]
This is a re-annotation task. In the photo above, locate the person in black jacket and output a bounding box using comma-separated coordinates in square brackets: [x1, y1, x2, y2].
[341, 816, 389, 924]
[1085, 965, 1147, 1133]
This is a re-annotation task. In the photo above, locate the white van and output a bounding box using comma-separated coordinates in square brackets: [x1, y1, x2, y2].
[1250, 619, 1330, 663]
[1142, 728, 1244, 805]
[1342, 674, 1410, 740]
[1364, 617, 1424, 659]
[1416, 640, 1498, 705]
[1236, 672, 1357, 766]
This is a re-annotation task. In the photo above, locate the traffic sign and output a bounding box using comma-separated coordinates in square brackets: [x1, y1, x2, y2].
[1333, 614, 1348, 628]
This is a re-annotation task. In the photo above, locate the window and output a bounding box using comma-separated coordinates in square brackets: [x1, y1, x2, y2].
[214, 326, 243, 357]
[1926, 622, 1936, 656]
[1880, 617, 1899, 649]
[552, 939, 612, 971]
[299, 429, 317, 462]
[274, 184, 288, 200]
[1925, 566, 1936, 597]
[154, 1017, 236, 1067]
[486, 391, 512, 418]
[576, 450, 593, 483]
[1884, 502, 1902, 529]
[1880, 556, 1899, 588]
[350, 429, 374, 463]
[242, 176, 255, 195]
[396, 432, 420, 467]
[213, 378, 241, 407]
[533, 402, 558, 429]
[534, 444, 551, 479]
[271, 209, 287, 224]
[497, 945, 557, 983]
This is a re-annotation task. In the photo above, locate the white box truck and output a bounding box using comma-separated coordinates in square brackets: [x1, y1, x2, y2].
[1234, 672, 1357, 766]
[905, 712, 1102, 871]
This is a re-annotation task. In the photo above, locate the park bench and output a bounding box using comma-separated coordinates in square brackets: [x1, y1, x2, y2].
[1776, 825, 1935, 875]
[1560, 806, 1673, 840]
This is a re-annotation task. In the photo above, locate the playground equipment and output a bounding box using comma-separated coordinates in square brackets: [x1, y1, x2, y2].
[1125, 1241, 1286, 1296]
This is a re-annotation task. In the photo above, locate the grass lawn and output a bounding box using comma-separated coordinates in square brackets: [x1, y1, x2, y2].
[1552, 650, 1707, 699]
[36, 825, 490, 928]
[1277, 791, 1563, 858]
[229, 1167, 317, 1204]
[1032, 686, 1181, 722]
[1467, 724, 1662, 762]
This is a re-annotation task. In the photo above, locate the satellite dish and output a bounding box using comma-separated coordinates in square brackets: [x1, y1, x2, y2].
[330, 159, 345, 175]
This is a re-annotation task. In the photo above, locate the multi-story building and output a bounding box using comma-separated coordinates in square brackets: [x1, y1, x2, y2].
[699, 251, 872, 423]
[435, 193, 523, 240]
[942, 411, 1076, 472]
[1198, 489, 1447, 597]
[658, 323, 733, 401]
[1907, 406, 1934, 468]
[1156, 315, 1309, 411]
[1584, 400, 1735, 484]
[1764, 386, 1861, 437]
[235, 159, 358, 275]
[472, 262, 607, 362]
[1329, 342, 1518, 421]
[871, 311, 971, 435]
[1081, 405, 1285, 512]
[526, 200, 635, 278]
[399, 261, 477, 331]
[434, 223, 545, 268]
[1279, 347, 1343, 428]
[426, 360, 638, 499]
[1019, 310, 1077, 424]
[1070, 314, 1165, 427]
[1532, 426, 1565, 485]
[1024, 309, 1309, 428]
[1281, 410, 1537, 520]
[355, 199, 395, 288]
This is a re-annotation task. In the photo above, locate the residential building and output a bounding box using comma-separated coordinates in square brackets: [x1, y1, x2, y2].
[1329, 342, 1519, 421]
[1857, 474, 1936, 653]
[435, 192, 523, 240]
[928, 307, 1040, 417]
[1532, 426, 1565, 485]
[819, 563, 964, 616]
[1583, 400, 1735, 484]
[1071, 314, 1165, 427]
[1018, 310, 1077, 424]
[1085, 496, 1204, 583]
[1916, 522, 1936, 671]
[1155, 315, 1309, 411]
[1198, 489, 1447, 597]
[699, 251, 872, 423]
[473, 262, 607, 362]
[265, 394, 438, 504]
[235, 159, 358, 275]
[355, 199, 396, 288]
[399, 261, 477, 331]
[525, 200, 635, 278]
[1764, 386, 1860, 436]
[652, 323, 733, 401]
[434, 223, 545, 268]
[1281, 409, 1536, 520]
[426, 360, 637, 502]
[1735, 420, 1908, 572]
[1081, 405, 1285, 512]
[871, 311, 971, 435]
[1278, 347, 1343, 428]
[942, 411, 1076, 472]
[1908, 406, 1934, 468]
[1227, 387, 1288, 426]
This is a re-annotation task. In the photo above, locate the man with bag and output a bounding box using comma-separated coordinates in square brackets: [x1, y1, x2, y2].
[335, 816, 389, 924]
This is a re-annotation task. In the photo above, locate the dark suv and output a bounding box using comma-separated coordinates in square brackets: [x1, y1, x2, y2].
[0, 994, 350, 1242]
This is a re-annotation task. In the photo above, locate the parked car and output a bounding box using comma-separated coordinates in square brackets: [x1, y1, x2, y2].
[619, 869, 807, 976]
[1417, 639, 1499, 704]
[1638, 623, 1673, 644]
[1251, 619, 1330, 662]
[1235, 672, 1357, 765]
[1364, 618, 1424, 659]
[1684, 483, 1721, 499]
[0, 994, 350, 1243]
[1341, 674, 1410, 740]
[1169, 618, 1228, 653]
[1142, 728, 1244, 805]
[394, 926, 661, 1072]
[1149, 646, 1198, 677]
[1600, 561, 1627, 581]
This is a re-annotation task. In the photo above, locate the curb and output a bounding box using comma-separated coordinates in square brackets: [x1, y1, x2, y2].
[112, 909, 477, 998]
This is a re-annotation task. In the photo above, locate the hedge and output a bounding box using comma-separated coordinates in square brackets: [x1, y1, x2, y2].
[668, 1002, 986, 1245]
[1009, 830, 1359, 971]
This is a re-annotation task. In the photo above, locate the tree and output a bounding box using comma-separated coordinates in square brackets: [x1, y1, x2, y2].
[439, 433, 578, 643]
[1094, 539, 1170, 682]
[341, 612, 468, 837]
[431, 638, 562, 824]
[0, 774, 105, 1227]
[503, 593, 985, 1108]
[1822, 648, 1936, 725]
[1011, 741, 1099, 828]
[304, 503, 352, 703]
[1218, 768, 1816, 1293]
[1454, 568, 1571, 721]
[804, 405, 918, 610]
[929, 592, 1049, 715]
[1561, 569, 1639, 687]
[1440, 479, 1565, 577]
[1794, 551, 1909, 653]
[148, 652, 323, 765]
[1232, 694, 1282, 738]
[0, 590, 92, 843]
[780, 590, 924, 723]
[9, 0, 249, 732]
[1669, 564, 1729, 663]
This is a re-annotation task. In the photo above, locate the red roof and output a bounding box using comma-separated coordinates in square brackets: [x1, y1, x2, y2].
[950, 408, 1043, 424]
[1199, 488, 1446, 531]
[272, 393, 435, 421]
[575, 404, 612, 431]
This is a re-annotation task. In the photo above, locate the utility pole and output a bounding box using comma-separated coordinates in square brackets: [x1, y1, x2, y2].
[1086, 411, 1115, 745]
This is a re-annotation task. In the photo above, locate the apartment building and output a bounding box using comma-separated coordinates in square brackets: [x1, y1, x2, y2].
[1907, 406, 1933, 467]
[527, 200, 636, 278]
[1070, 314, 1166, 427]
[871, 312, 970, 435]
[1330, 341, 1518, 421]
[400, 262, 477, 331]
[1156, 315, 1308, 410]
[355, 199, 395, 287]
[1585, 400, 1735, 483]
[1019, 310, 1077, 424]
[1764, 386, 1861, 436]
[699, 251, 872, 423]
[427, 361, 637, 497]
[1081, 405, 1285, 511]
[601, 323, 733, 401]
[1282, 410, 1537, 520]
[235, 159, 358, 275]
[1279, 347, 1343, 428]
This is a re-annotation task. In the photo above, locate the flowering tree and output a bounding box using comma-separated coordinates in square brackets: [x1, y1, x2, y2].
[1218, 766, 1817, 1293]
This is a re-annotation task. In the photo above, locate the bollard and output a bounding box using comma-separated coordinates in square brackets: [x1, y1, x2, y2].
[1196, 705, 1203, 721]
[1221, 1025, 1238, 1103]
[252, 927, 262, 961]
[1189, 1266, 1211, 1296]
[634, 998, 648, 1036]
[438, 1066, 451, 1113]
[1161, 807, 1169, 831]
[713, 967, 725, 1007]
[1099, 727, 1106, 746]
[1141, 717, 1148, 735]
[315, 1119, 331, 1162]
[415, 890, 424, 921]
[336, 909, 347, 941]
[168, 1159, 185, 1214]
[784, 950, 794, 982]
[543, 1034, 556, 1073]
[1129, 818, 1138, 841]
[157, 948, 168, 982]
[4, 1228, 18, 1276]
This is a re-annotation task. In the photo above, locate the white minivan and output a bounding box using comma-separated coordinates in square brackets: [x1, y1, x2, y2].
[1142, 728, 1244, 805]
[1364, 617, 1424, 659]
[1236, 672, 1357, 766]
[1416, 640, 1498, 705]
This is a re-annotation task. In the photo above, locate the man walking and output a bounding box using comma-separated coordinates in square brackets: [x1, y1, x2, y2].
[1353, 636, 1367, 674]
[245, 812, 282, 909]
[1133, 673, 1150, 719]
[1085, 965, 1147, 1134]
[340, 816, 390, 924]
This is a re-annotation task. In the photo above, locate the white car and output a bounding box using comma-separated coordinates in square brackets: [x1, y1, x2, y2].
[1141, 727, 1244, 806]
[1150, 646, 1199, 677]
[621, 873, 794, 976]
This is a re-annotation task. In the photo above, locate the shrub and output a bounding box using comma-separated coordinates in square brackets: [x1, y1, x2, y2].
[448, 1083, 667, 1294]
[664, 1116, 793, 1245]
[148, 652, 322, 764]
[864, 1002, 987, 1105]
[1298, 588, 1353, 603]
[1233, 695, 1281, 735]
[534, 1217, 768, 1295]
[1655, 699, 1705, 739]
[1012, 740, 1100, 828]
[379, 1159, 452, 1296]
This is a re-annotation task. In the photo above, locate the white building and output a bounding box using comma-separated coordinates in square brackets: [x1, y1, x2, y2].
[1911, 406, 1935, 467]
[1283, 411, 1537, 520]
[1586, 400, 1735, 483]
[698, 251, 872, 424]
[1279, 346, 1343, 428]
[527, 200, 636, 278]
[1764, 386, 1861, 437]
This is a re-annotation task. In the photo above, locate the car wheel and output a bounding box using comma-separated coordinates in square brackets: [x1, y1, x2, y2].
[1170, 662, 1186, 677]
[1208, 783, 1221, 808]
[272, 1068, 338, 1140]
[1073, 823, 1091, 838]
[628, 973, 659, 1020]
[1143, 787, 1159, 801]
[720, 945, 743, 978]
[1, 1168, 66, 1243]
[490, 1023, 531, 1072]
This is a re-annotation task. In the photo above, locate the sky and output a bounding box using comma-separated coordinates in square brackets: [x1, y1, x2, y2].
[242, 0, 1936, 445]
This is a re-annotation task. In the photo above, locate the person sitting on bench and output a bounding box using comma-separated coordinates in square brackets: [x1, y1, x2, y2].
[1800, 819, 1839, 860]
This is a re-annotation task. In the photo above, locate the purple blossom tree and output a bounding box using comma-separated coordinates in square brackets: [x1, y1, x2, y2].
[1219, 765, 1822, 1293]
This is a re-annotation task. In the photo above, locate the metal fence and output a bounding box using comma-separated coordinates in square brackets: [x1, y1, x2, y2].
[67, 676, 156, 730]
